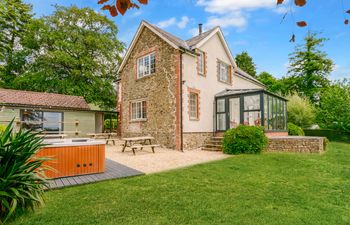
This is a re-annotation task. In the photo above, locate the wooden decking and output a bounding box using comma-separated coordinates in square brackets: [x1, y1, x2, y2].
[47, 159, 143, 189]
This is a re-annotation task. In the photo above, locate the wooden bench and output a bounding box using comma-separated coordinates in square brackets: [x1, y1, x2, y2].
[106, 138, 119, 145]
[130, 144, 160, 155]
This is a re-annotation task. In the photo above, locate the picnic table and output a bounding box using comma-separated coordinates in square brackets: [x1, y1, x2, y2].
[87, 133, 119, 145]
[121, 136, 159, 155]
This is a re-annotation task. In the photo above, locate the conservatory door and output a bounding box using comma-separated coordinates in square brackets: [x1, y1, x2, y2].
[229, 97, 240, 128]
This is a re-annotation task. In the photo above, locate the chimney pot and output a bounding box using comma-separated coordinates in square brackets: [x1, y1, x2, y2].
[199, 23, 203, 35]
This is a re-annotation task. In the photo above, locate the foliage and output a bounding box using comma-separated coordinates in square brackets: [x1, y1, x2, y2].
[286, 94, 315, 128]
[304, 129, 350, 143]
[235, 51, 257, 77]
[257, 72, 281, 93]
[8, 142, 350, 225]
[104, 119, 118, 130]
[288, 123, 305, 136]
[98, 0, 148, 17]
[222, 125, 268, 154]
[287, 32, 333, 102]
[316, 80, 350, 132]
[0, 124, 6, 133]
[0, 121, 48, 224]
[0, 0, 32, 86]
[9, 6, 125, 109]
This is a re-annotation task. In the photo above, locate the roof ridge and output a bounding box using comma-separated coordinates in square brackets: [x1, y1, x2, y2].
[0, 88, 85, 99]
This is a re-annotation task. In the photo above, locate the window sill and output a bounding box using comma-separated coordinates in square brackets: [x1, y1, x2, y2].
[217, 79, 232, 86]
[129, 119, 147, 123]
[136, 73, 155, 81]
[189, 118, 200, 121]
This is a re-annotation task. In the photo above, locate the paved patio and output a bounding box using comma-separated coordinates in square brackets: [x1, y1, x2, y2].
[47, 159, 143, 189]
[106, 140, 230, 174]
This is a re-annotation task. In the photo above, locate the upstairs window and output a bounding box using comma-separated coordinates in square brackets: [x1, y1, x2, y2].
[218, 60, 231, 84]
[137, 53, 155, 79]
[197, 51, 205, 75]
[131, 100, 147, 121]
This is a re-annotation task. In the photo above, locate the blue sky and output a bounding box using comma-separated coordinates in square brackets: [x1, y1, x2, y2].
[25, 0, 350, 80]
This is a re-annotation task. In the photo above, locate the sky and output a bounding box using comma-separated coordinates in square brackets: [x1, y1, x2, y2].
[24, 0, 350, 80]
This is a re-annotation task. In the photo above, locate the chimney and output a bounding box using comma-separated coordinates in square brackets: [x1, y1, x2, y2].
[199, 23, 203, 35]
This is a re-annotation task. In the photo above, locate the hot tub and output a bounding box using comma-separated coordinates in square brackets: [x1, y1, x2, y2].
[36, 138, 106, 179]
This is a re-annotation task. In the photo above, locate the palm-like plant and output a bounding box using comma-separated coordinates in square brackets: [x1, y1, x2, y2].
[0, 121, 48, 224]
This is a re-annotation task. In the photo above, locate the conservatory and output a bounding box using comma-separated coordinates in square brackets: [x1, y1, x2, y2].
[215, 89, 288, 132]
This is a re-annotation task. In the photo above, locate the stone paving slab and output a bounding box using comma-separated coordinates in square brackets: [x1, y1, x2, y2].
[47, 159, 144, 189]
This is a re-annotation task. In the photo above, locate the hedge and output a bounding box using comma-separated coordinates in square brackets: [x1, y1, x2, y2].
[303, 129, 350, 143]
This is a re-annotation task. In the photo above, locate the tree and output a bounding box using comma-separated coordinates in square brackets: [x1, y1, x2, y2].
[286, 93, 316, 128]
[316, 80, 350, 132]
[287, 32, 333, 102]
[235, 51, 257, 77]
[257, 72, 280, 93]
[0, 0, 32, 86]
[12, 6, 125, 109]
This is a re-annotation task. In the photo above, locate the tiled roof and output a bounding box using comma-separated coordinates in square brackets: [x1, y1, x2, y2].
[144, 21, 190, 49]
[235, 67, 265, 86]
[185, 27, 219, 48]
[0, 89, 90, 110]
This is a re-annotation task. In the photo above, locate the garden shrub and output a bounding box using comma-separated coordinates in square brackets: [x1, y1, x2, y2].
[303, 129, 350, 143]
[0, 121, 48, 223]
[222, 125, 268, 155]
[104, 119, 118, 131]
[286, 94, 315, 128]
[288, 123, 305, 136]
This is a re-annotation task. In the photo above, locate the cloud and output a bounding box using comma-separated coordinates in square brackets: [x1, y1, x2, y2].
[157, 16, 190, 29]
[197, 0, 289, 30]
[157, 17, 177, 28]
[177, 16, 190, 29]
[206, 11, 247, 29]
[197, 0, 279, 14]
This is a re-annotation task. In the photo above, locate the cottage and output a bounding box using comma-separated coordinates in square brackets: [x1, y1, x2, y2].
[0, 89, 117, 136]
[117, 21, 287, 150]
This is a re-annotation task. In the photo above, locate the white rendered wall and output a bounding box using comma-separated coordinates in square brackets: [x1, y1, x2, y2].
[182, 33, 263, 133]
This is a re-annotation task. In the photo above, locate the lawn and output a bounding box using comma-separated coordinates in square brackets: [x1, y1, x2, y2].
[10, 142, 350, 225]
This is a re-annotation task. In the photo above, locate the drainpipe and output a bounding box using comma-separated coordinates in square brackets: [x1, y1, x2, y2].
[180, 50, 184, 152]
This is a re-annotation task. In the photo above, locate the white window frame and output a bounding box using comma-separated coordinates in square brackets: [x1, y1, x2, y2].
[131, 100, 147, 121]
[218, 60, 230, 83]
[137, 52, 155, 79]
[198, 51, 205, 75]
[189, 92, 198, 120]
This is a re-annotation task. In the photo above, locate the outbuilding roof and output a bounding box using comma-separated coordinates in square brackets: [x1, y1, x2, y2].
[0, 89, 90, 110]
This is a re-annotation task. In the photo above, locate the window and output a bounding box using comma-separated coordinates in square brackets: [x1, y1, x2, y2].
[137, 53, 155, 79]
[197, 51, 205, 75]
[21, 110, 63, 132]
[229, 98, 240, 128]
[218, 61, 231, 83]
[189, 92, 199, 119]
[216, 98, 226, 130]
[244, 95, 260, 111]
[243, 95, 261, 126]
[131, 101, 147, 121]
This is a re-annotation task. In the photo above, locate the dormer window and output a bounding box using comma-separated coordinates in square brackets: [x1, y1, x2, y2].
[137, 52, 155, 79]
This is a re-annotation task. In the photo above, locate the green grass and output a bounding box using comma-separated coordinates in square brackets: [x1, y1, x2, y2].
[10, 142, 350, 225]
